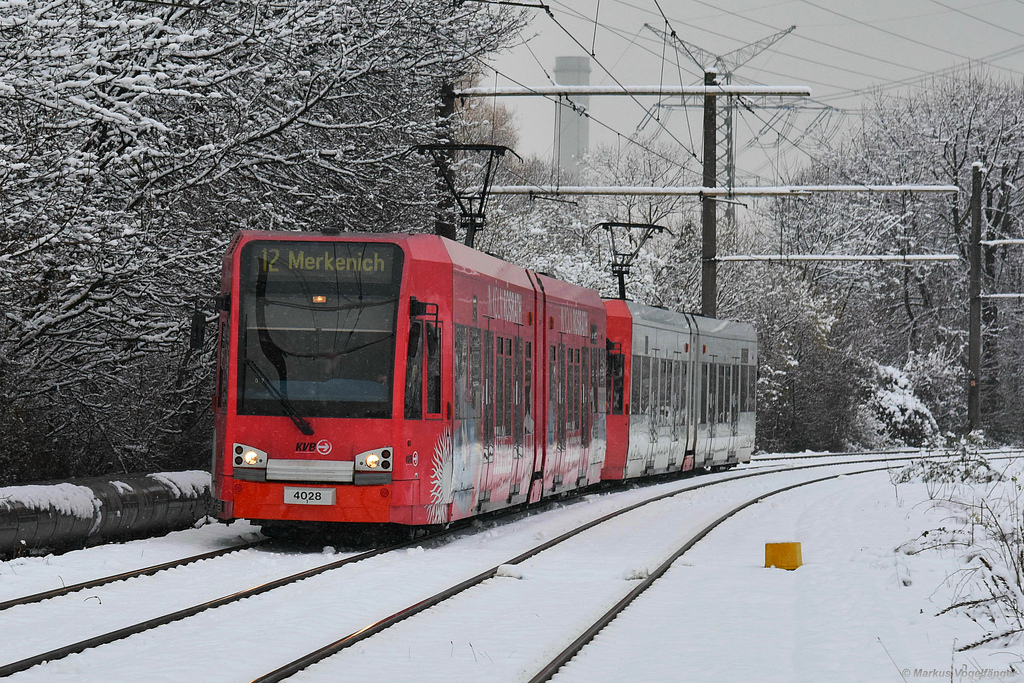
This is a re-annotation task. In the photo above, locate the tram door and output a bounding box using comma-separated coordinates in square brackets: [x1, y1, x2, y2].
[404, 320, 445, 421]
[480, 329, 528, 508]
[549, 342, 567, 488]
[404, 317, 450, 519]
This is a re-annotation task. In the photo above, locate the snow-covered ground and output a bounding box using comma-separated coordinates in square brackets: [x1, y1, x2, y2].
[2, 456, 1022, 682]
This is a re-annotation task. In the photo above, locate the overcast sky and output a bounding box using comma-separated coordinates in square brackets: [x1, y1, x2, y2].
[483, 0, 1024, 184]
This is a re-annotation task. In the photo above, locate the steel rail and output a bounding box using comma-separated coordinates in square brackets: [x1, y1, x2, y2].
[1, 450, 998, 678]
[529, 454, 1021, 681]
[0, 531, 448, 678]
[751, 447, 1019, 461]
[0, 538, 266, 612]
[250, 453, 959, 682]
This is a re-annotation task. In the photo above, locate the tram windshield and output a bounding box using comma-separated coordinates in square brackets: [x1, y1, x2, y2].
[237, 240, 404, 419]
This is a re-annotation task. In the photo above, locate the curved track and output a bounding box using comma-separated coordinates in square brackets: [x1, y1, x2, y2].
[1, 450, 1011, 679]
[527, 468, 877, 681]
[250, 455, 968, 682]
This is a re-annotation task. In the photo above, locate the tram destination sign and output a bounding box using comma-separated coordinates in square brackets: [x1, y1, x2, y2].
[249, 240, 399, 284]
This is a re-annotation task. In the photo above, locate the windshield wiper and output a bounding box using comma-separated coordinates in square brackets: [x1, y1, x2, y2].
[244, 359, 315, 436]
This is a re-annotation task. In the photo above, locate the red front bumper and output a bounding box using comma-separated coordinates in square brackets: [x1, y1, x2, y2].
[223, 479, 392, 523]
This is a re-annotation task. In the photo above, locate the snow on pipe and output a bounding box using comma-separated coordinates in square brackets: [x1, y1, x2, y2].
[0, 471, 211, 558]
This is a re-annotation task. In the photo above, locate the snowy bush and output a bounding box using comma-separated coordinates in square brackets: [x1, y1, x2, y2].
[893, 432, 1004, 487]
[868, 363, 940, 447]
[900, 461, 1024, 651]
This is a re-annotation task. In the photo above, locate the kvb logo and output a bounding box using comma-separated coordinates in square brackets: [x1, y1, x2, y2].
[295, 440, 333, 455]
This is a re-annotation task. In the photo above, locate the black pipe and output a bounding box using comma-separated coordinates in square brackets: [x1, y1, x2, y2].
[0, 472, 212, 558]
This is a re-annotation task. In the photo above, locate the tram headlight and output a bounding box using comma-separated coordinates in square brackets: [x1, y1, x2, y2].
[232, 443, 267, 469]
[355, 446, 393, 471]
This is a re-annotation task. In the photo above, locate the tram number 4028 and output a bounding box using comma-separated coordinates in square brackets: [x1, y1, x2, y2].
[283, 487, 336, 506]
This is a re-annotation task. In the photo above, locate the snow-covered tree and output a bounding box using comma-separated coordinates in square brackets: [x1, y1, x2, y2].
[0, 0, 522, 482]
[738, 72, 1024, 447]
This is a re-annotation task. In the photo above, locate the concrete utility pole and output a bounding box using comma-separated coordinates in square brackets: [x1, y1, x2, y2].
[968, 162, 984, 431]
[701, 71, 719, 318]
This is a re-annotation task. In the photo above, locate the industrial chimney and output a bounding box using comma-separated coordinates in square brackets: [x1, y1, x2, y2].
[553, 56, 591, 177]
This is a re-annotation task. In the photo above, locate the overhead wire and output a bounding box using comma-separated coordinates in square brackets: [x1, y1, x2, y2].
[470, 55, 698, 176]
[816, 42, 1024, 102]
[538, 3, 702, 162]
[922, 0, 1024, 39]
[796, 0, 1024, 76]
[545, 0, 940, 109]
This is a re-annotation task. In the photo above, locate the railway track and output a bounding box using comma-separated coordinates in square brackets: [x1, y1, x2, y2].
[1, 450, 1012, 680]
[0, 539, 266, 612]
[526, 468, 881, 682]
[0, 448, 919, 614]
[249, 454, 972, 682]
[255, 452, 1022, 682]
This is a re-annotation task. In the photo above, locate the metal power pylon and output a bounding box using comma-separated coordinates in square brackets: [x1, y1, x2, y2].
[643, 24, 795, 226]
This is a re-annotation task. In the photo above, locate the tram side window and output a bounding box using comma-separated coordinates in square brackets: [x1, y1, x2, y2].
[560, 345, 568, 440]
[671, 360, 681, 426]
[584, 346, 593, 408]
[404, 321, 423, 419]
[681, 363, 688, 416]
[470, 327, 482, 417]
[640, 356, 651, 415]
[700, 363, 709, 424]
[599, 351, 607, 414]
[550, 345, 558, 408]
[572, 348, 580, 430]
[454, 325, 468, 420]
[661, 359, 671, 419]
[585, 350, 593, 446]
[717, 364, 727, 423]
[525, 341, 533, 433]
[496, 336, 505, 436]
[725, 364, 732, 420]
[725, 365, 733, 422]
[732, 363, 740, 420]
[630, 354, 641, 414]
[739, 365, 748, 415]
[426, 322, 442, 415]
[590, 346, 599, 408]
[514, 337, 524, 444]
[484, 330, 494, 443]
[504, 338, 513, 437]
[748, 363, 757, 411]
[608, 350, 625, 415]
[216, 314, 230, 408]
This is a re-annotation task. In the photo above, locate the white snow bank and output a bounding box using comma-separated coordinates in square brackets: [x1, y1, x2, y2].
[0, 483, 101, 519]
[146, 471, 210, 499]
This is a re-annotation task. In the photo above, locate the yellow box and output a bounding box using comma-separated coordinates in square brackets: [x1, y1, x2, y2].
[765, 542, 802, 570]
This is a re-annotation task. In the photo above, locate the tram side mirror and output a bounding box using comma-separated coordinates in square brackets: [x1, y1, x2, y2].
[189, 310, 206, 351]
[408, 322, 422, 358]
[409, 297, 429, 317]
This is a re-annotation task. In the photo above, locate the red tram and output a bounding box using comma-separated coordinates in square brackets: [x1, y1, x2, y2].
[211, 231, 756, 533]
